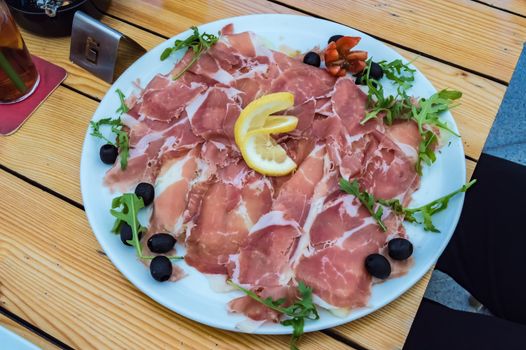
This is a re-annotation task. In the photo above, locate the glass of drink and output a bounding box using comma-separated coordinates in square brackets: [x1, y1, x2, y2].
[0, 0, 39, 104]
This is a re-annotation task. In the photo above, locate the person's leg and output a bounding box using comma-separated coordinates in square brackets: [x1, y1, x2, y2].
[436, 153, 526, 324]
[404, 298, 526, 350]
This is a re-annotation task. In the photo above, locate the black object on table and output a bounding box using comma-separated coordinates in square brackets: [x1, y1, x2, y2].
[6, 0, 110, 37]
[404, 44, 526, 350]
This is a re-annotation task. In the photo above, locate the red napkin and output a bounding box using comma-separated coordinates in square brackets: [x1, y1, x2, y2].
[0, 55, 67, 136]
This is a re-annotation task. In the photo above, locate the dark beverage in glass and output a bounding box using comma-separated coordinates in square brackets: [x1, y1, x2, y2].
[0, 0, 39, 104]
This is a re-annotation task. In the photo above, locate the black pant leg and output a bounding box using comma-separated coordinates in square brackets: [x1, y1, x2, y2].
[404, 298, 526, 350]
[436, 153, 526, 324]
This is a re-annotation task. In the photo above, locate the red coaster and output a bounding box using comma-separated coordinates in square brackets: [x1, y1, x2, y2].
[0, 55, 67, 136]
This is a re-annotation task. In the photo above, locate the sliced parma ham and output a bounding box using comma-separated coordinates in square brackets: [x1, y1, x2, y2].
[294, 195, 401, 311]
[185, 85, 243, 145]
[273, 144, 326, 226]
[148, 147, 200, 236]
[227, 211, 302, 322]
[184, 162, 272, 275]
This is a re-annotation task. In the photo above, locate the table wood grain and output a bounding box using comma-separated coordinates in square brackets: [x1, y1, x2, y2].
[0, 313, 61, 350]
[0, 0, 512, 349]
[274, 0, 526, 83]
[478, 0, 526, 16]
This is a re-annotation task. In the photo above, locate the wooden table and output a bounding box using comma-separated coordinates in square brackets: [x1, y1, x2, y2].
[1, 1, 523, 349]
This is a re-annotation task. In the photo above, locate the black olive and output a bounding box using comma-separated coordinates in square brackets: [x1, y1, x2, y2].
[148, 233, 176, 253]
[328, 34, 343, 44]
[354, 62, 383, 86]
[303, 52, 321, 67]
[369, 61, 384, 80]
[120, 222, 143, 246]
[150, 256, 172, 282]
[99, 144, 118, 164]
[364, 254, 391, 279]
[388, 238, 414, 260]
[354, 72, 378, 88]
[354, 72, 365, 85]
[135, 182, 155, 206]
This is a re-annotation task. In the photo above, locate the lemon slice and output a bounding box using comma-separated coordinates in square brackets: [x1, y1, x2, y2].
[240, 131, 297, 176]
[234, 92, 294, 145]
[234, 93, 298, 176]
[258, 115, 299, 135]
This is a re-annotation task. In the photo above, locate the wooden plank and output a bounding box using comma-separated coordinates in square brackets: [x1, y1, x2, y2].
[0, 170, 352, 350]
[271, 0, 525, 83]
[106, 0, 297, 33]
[0, 313, 60, 350]
[21, 17, 165, 100]
[0, 87, 96, 204]
[105, 0, 525, 83]
[477, 0, 526, 16]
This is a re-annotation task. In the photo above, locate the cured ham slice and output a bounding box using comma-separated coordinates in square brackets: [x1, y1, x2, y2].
[104, 72, 207, 191]
[227, 211, 302, 322]
[148, 147, 200, 236]
[331, 77, 376, 136]
[186, 85, 243, 145]
[138, 75, 208, 123]
[185, 162, 272, 275]
[294, 195, 394, 310]
[358, 130, 419, 202]
[104, 116, 202, 192]
[273, 144, 326, 226]
[230, 211, 302, 286]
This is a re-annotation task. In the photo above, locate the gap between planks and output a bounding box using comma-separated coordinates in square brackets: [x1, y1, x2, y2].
[0, 307, 72, 350]
[471, 0, 526, 18]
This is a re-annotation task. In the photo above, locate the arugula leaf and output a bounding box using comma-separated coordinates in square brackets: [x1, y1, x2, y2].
[160, 26, 219, 80]
[360, 62, 462, 175]
[110, 193, 146, 258]
[412, 89, 462, 175]
[378, 58, 416, 95]
[399, 179, 476, 232]
[342, 178, 477, 232]
[339, 179, 387, 231]
[227, 281, 319, 350]
[89, 117, 121, 146]
[360, 59, 415, 126]
[110, 193, 184, 260]
[115, 88, 129, 114]
[112, 124, 130, 170]
[90, 90, 132, 170]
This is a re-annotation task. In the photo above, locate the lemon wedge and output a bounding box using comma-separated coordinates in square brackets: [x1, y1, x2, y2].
[234, 92, 295, 145]
[234, 93, 298, 176]
[257, 115, 298, 135]
[240, 130, 297, 176]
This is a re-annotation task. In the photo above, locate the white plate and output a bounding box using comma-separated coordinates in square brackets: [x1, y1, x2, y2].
[80, 14, 466, 334]
[0, 326, 41, 350]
